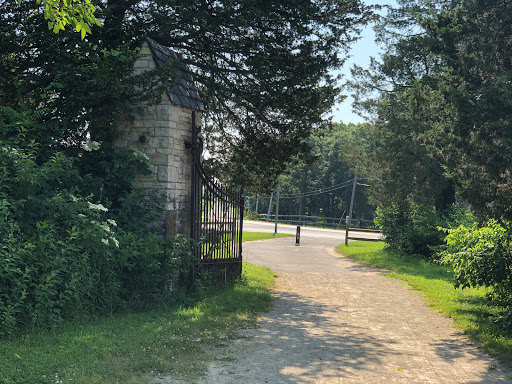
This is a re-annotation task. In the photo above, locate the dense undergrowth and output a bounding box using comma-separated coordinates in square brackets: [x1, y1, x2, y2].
[0, 106, 195, 337]
[0, 261, 276, 384]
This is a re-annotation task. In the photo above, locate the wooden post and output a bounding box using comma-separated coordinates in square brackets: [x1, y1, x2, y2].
[345, 175, 357, 246]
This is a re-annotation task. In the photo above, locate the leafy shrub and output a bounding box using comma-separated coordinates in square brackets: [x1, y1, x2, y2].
[441, 220, 512, 325]
[0, 140, 122, 333]
[375, 201, 476, 259]
[440, 203, 477, 229]
[375, 202, 444, 257]
[115, 232, 194, 308]
[0, 107, 194, 336]
[77, 144, 152, 212]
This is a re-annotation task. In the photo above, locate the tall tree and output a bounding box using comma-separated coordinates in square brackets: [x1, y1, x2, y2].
[350, 0, 512, 220]
[1, 0, 372, 189]
[417, 0, 512, 220]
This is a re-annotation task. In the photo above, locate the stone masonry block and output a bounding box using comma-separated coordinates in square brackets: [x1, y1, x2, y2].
[138, 44, 152, 56]
[138, 181, 159, 190]
[155, 147, 172, 155]
[125, 131, 143, 140]
[157, 166, 179, 182]
[167, 191, 177, 201]
[154, 127, 171, 136]
[142, 120, 157, 128]
[134, 59, 150, 69]
[170, 130, 181, 140]
[179, 114, 191, 123]
[139, 171, 157, 182]
[148, 154, 169, 166]
[165, 202, 183, 212]
[150, 136, 172, 148]
[155, 105, 172, 119]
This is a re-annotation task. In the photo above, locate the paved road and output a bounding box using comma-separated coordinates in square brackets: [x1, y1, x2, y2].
[243, 220, 381, 241]
[196, 227, 510, 383]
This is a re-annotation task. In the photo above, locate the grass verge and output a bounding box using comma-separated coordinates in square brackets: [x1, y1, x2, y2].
[337, 241, 512, 365]
[242, 231, 294, 242]
[0, 234, 282, 384]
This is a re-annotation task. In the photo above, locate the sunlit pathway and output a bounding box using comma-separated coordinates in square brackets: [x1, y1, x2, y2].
[196, 230, 509, 384]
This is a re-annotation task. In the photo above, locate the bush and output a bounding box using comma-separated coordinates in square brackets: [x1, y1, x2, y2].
[0, 107, 194, 337]
[0, 190, 121, 335]
[375, 202, 444, 258]
[441, 220, 512, 325]
[115, 232, 194, 308]
[375, 201, 476, 259]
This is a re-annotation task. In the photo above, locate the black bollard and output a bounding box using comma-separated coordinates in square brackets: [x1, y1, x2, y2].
[295, 226, 300, 246]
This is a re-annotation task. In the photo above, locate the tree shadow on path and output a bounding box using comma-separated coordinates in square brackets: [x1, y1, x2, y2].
[226, 290, 397, 383]
[221, 290, 510, 384]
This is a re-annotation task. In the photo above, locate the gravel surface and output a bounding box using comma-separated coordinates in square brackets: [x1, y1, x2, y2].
[162, 226, 511, 383]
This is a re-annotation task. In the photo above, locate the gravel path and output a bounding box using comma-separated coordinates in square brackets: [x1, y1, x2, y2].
[195, 233, 510, 384]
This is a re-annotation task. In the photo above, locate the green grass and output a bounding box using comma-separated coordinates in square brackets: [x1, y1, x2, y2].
[337, 241, 512, 365]
[242, 231, 294, 242]
[0, 262, 277, 384]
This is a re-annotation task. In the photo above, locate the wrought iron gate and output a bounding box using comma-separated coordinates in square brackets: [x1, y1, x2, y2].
[189, 112, 244, 281]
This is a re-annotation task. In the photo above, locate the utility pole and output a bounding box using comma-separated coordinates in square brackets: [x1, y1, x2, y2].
[274, 183, 280, 234]
[255, 194, 259, 214]
[345, 175, 358, 246]
[266, 192, 273, 221]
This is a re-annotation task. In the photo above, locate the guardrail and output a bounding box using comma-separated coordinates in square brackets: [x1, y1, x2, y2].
[250, 214, 379, 231]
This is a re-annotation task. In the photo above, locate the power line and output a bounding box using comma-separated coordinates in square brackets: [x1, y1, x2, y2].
[280, 181, 354, 199]
[255, 178, 356, 200]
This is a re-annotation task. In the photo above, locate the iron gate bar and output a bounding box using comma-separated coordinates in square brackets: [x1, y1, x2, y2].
[189, 111, 243, 281]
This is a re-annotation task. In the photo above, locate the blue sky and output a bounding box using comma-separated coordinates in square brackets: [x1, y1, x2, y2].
[331, 0, 398, 124]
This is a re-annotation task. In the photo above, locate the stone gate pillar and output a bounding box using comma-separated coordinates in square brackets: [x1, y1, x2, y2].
[114, 38, 203, 237]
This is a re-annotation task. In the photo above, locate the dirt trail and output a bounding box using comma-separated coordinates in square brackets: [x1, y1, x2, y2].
[194, 236, 510, 383]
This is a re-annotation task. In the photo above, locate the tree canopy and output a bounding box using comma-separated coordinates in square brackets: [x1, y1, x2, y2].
[1, 0, 372, 190]
[349, 0, 512, 221]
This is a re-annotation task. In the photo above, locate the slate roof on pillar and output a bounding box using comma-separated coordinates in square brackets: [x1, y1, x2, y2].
[146, 37, 204, 112]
